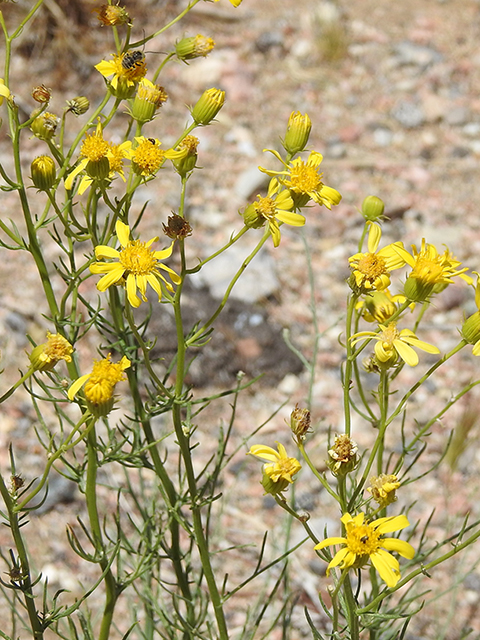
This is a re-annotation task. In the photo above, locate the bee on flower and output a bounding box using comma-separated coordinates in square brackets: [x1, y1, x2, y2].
[89, 220, 181, 308]
[314, 512, 414, 588]
[95, 50, 147, 98]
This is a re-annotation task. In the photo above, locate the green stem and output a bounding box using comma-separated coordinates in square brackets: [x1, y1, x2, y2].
[85, 421, 119, 640]
[343, 294, 358, 436]
[0, 473, 44, 639]
[0, 367, 35, 404]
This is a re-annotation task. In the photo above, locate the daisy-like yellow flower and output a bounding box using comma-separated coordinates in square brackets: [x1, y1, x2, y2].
[242, 179, 300, 248]
[259, 149, 341, 210]
[131, 136, 186, 177]
[349, 223, 405, 293]
[248, 442, 301, 495]
[351, 321, 440, 368]
[95, 50, 147, 92]
[314, 512, 415, 588]
[29, 332, 74, 372]
[90, 220, 181, 308]
[68, 354, 130, 417]
[65, 122, 131, 194]
[393, 239, 470, 302]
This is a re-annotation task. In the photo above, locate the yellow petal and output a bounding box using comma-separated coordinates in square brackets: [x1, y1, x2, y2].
[367, 222, 381, 253]
[96, 267, 125, 291]
[249, 444, 280, 462]
[370, 549, 400, 588]
[147, 274, 163, 301]
[314, 536, 347, 550]
[64, 159, 88, 190]
[393, 339, 418, 366]
[381, 538, 415, 559]
[126, 273, 141, 307]
[275, 210, 305, 227]
[94, 245, 120, 259]
[373, 514, 410, 535]
[115, 220, 131, 247]
[68, 373, 91, 400]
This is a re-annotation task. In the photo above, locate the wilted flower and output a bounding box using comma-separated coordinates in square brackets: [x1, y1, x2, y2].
[29, 332, 74, 372]
[248, 442, 301, 495]
[367, 474, 401, 507]
[328, 434, 358, 476]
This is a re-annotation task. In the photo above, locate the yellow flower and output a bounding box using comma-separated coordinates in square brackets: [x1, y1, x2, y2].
[393, 239, 470, 302]
[358, 290, 400, 324]
[260, 149, 341, 210]
[90, 220, 181, 308]
[367, 474, 401, 507]
[248, 442, 301, 495]
[462, 271, 480, 355]
[131, 136, 186, 176]
[68, 354, 130, 417]
[351, 321, 440, 368]
[314, 512, 415, 588]
[0, 78, 10, 105]
[29, 332, 74, 372]
[349, 223, 405, 293]
[242, 179, 300, 248]
[65, 122, 131, 194]
[95, 51, 147, 92]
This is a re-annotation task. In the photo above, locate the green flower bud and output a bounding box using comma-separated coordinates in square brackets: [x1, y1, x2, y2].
[361, 195, 385, 222]
[282, 111, 312, 155]
[462, 311, 480, 346]
[31, 155, 56, 191]
[30, 110, 59, 140]
[66, 96, 90, 116]
[176, 35, 215, 61]
[191, 88, 225, 125]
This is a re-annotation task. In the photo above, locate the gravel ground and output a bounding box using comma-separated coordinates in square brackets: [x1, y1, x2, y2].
[2, 0, 480, 638]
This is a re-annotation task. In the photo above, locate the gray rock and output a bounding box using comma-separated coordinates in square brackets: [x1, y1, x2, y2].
[391, 100, 426, 128]
[392, 41, 443, 68]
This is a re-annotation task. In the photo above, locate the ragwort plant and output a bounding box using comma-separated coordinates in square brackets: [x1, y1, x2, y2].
[1, 1, 480, 640]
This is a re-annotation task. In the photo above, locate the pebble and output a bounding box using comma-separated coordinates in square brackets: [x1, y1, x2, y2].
[391, 99, 426, 128]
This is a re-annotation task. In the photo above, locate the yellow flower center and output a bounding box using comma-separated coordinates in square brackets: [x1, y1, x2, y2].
[178, 135, 199, 154]
[137, 82, 168, 107]
[266, 456, 301, 482]
[380, 322, 399, 348]
[356, 253, 387, 281]
[84, 356, 128, 405]
[43, 332, 73, 363]
[81, 132, 109, 161]
[255, 196, 276, 220]
[119, 240, 158, 275]
[411, 256, 445, 284]
[288, 163, 322, 193]
[346, 522, 381, 556]
[133, 140, 165, 175]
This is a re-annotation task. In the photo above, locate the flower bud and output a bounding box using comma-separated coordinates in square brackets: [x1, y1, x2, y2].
[282, 111, 312, 155]
[31, 155, 56, 190]
[462, 311, 480, 347]
[30, 110, 59, 140]
[191, 88, 225, 125]
[362, 291, 397, 323]
[85, 156, 111, 180]
[176, 35, 215, 61]
[66, 96, 90, 116]
[172, 135, 199, 177]
[131, 79, 168, 124]
[31, 84, 51, 104]
[260, 470, 290, 496]
[361, 195, 385, 222]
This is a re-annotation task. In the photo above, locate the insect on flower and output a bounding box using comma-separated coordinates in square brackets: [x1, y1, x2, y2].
[121, 50, 145, 71]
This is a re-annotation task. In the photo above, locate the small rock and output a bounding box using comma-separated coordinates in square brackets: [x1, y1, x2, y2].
[391, 99, 426, 128]
[392, 41, 443, 68]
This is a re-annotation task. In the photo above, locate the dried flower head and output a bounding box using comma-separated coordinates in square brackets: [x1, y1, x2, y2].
[163, 214, 193, 240]
[328, 434, 358, 476]
[94, 3, 130, 26]
[367, 474, 401, 507]
[289, 404, 311, 441]
[31, 85, 51, 103]
[29, 332, 74, 372]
